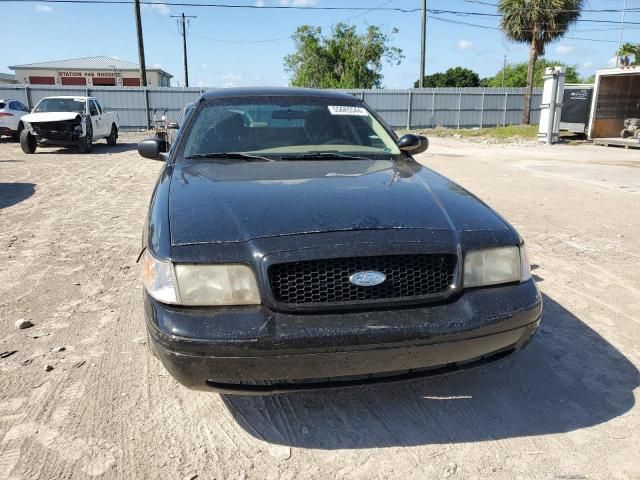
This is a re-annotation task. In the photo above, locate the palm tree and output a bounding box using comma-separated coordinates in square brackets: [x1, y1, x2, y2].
[499, 0, 584, 124]
[617, 43, 640, 66]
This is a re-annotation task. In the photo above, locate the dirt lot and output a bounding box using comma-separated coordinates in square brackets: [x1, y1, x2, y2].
[0, 134, 638, 480]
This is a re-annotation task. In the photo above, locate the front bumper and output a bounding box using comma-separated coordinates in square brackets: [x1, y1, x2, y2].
[145, 279, 542, 394]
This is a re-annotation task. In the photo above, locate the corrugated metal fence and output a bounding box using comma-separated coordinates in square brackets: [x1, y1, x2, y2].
[0, 84, 542, 130]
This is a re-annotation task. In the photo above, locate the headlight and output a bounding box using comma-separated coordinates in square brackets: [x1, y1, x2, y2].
[142, 250, 178, 304]
[175, 264, 260, 306]
[463, 245, 528, 288]
[142, 251, 261, 306]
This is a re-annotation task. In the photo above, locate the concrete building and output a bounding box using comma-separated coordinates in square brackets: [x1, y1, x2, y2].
[0, 73, 17, 84]
[9, 56, 172, 87]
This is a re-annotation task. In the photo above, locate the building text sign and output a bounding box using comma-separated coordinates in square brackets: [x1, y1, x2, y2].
[58, 71, 121, 78]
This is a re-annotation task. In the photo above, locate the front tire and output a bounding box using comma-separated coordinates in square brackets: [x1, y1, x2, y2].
[20, 130, 36, 154]
[621, 128, 632, 138]
[106, 124, 118, 146]
[78, 125, 92, 153]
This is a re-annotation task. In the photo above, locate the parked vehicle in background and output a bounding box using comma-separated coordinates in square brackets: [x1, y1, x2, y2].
[167, 102, 195, 148]
[19, 96, 119, 154]
[620, 117, 640, 139]
[152, 109, 169, 152]
[137, 87, 542, 395]
[0, 99, 30, 141]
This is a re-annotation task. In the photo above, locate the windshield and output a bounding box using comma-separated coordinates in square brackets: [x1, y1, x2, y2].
[181, 96, 400, 159]
[34, 98, 85, 114]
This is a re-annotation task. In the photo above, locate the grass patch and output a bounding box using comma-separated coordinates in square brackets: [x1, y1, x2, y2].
[399, 125, 539, 141]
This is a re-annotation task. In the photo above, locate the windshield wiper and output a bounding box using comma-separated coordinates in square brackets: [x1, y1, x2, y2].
[279, 153, 370, 161]
[184, 152, 274, 162]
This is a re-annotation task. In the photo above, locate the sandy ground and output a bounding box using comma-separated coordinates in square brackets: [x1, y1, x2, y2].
[0, 133, 638, 480]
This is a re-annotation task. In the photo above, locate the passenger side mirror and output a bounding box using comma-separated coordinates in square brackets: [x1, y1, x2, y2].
[397, 134, 429, 155]
[168, 122, 179, 129]
[138, 138, 166, 160]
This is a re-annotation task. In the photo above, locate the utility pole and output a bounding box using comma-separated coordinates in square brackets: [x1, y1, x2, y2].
[419, 0, 426, 88]
[172, 12, 197, 87]
[617, 0, 627, 65]
[502, 54, 507, 87]
[133, 0, 147, 86]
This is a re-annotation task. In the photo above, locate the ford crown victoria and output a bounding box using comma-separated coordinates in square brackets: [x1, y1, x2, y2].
[137, 87, 542, 394]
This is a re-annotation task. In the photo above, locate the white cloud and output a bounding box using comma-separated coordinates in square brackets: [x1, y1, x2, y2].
[142, 3, 170, 15]
[607, 56, 617, 67]
[255, 0, 266, 5]
[555, 44, 574, 55]
[279, 0, 319, 6]
[35, 4, 53, 12]
[152, 63, 162, 68]
[581, 61, 594, 69]
[222, 73, 242, 82]
[201, 63, 208, 68]
[456, 40, 473, 51]
[223, 82, 236, 88]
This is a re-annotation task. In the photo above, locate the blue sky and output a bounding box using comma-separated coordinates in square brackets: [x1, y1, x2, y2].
[2, 0, 638, 87]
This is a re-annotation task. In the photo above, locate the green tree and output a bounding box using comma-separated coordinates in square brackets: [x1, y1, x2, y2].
[284, 23, 404, 89]
[414, 67, 481, 88]
[499, 0, 584, 123]
[483, 60, 582, 87]
[617, 42, 640, 65]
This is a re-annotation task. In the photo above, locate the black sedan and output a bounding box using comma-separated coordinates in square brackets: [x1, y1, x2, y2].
[138, 87, 542, 394]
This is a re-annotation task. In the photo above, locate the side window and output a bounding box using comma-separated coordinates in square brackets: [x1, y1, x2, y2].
[19, 102, 29, 112]
[88, 100, 99, 116]
[9, 101, 20, 111]
[93, 99, 103, 114]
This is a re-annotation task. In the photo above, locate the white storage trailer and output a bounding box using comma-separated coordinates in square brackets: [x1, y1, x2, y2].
[588, 67, 640, 147]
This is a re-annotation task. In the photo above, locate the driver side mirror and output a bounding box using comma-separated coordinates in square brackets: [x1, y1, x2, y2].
[397, 134, 429, 155]
[138, 138, 167, 160]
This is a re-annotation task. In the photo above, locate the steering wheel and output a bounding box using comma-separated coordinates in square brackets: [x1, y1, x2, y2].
[323, 138, 351, 145]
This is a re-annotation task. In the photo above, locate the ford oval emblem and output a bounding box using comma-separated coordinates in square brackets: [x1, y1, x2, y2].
[349, 271, 386, 287]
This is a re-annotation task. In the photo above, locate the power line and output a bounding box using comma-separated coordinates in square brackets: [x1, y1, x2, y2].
[151, 0, 400, 45]
[6, 0, 640, 24]
[463, 0, 640, 13]
[429, 15, 621, 42]
[2, 0, 422, 11]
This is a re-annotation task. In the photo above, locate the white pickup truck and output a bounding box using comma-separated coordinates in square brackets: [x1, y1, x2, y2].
[20, 96, 119, 154]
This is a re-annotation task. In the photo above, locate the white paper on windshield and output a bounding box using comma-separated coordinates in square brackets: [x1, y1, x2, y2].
[328, 105, 368, 116]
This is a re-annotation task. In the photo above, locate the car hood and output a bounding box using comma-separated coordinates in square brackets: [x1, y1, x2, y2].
[168, 158, 513, 246]
[22, 112, 82, 123]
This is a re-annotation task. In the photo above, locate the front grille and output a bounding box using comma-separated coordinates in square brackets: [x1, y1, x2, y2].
[32, 121, 78, 140]
[269, 254, 456, 305]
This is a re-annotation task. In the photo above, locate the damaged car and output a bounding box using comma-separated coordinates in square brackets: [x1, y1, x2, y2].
[138, 87, 542, 395]
[20, 96, 119, 154]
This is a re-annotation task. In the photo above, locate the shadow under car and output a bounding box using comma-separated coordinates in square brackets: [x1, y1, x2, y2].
[220, 293, 638, 448]
[0, 183, 35, 209]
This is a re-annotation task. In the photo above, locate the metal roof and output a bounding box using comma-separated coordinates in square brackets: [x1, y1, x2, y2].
[0, 73, 16, 81]
[9, 56, 172, 77]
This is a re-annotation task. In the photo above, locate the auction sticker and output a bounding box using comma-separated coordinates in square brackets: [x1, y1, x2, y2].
[328, 105, 369, 116]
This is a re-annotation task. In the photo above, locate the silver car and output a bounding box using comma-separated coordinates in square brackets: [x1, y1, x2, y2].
[0, 99, 30, 141]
